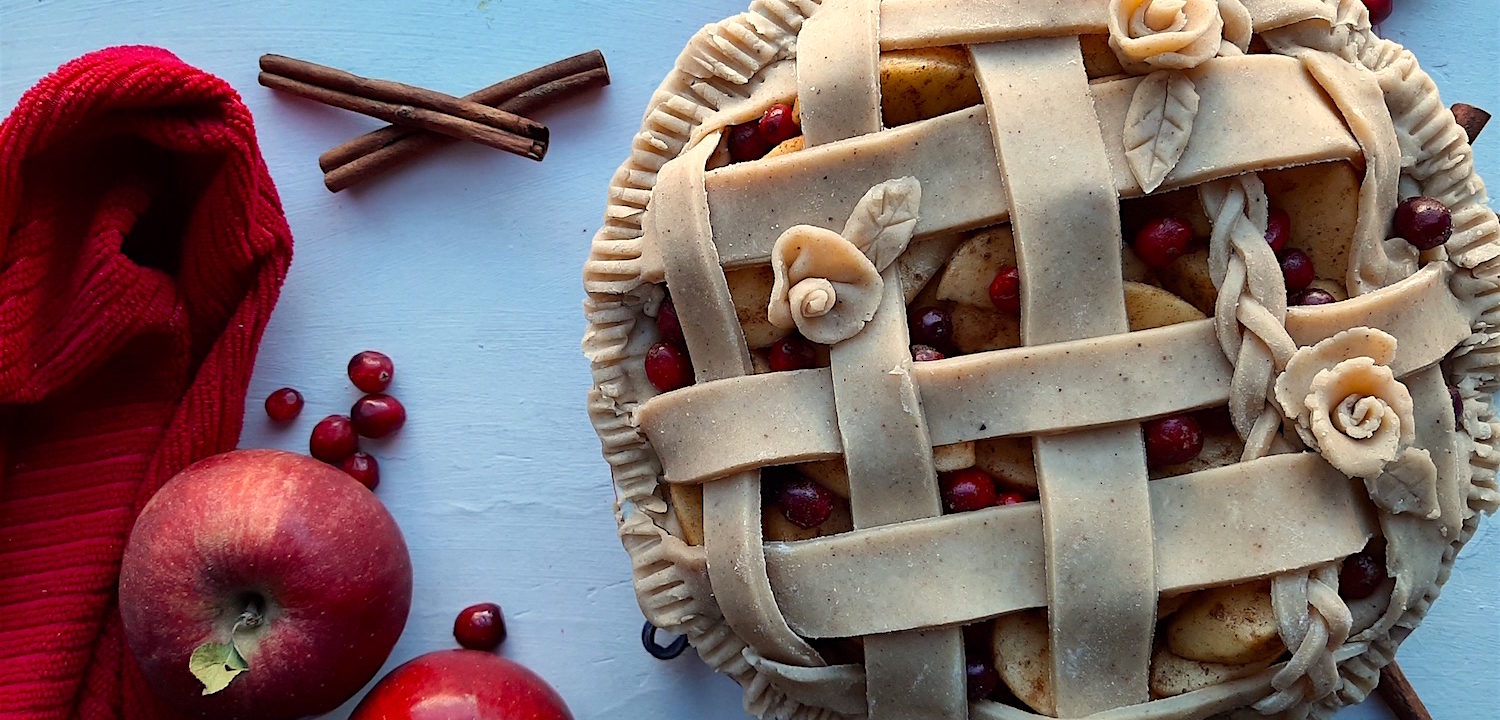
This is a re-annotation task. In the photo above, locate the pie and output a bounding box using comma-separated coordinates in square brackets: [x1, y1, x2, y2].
[582, 1, 1500, 718]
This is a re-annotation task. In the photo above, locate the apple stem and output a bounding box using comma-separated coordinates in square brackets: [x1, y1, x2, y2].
[234, 596, 264, 634]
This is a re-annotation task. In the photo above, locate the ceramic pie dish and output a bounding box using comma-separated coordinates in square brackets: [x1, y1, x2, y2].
[583, 1, 1499, 718]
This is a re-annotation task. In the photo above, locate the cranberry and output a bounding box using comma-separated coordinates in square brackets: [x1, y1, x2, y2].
[1362, 0, 1394, 24]
[909, 307, 954, 351]
[778, 478, 835, 528]
[988, 266, 1022, 314]
[941, 468, 998, 513]
[645, 341, 694, 392]
[966, 659, 1001, 702]
[1144, 415, 1204, 467]
[351, 394, 407, 438]
[341, 451, 380, 490]
[309, 415, 359, 463]
[1133, 217, 1194, 268]
[264, 387, 304, 423]
[1339, 549, 1385, 600]
[1280, 249, 1315, 292]
[911, 344, 946, 362]
[453, 602, 508, 651]
[995, 491, 1028, 506]
[1450, 385, 1464, 424]
[657, 297, 684, 346]
[1264, 208, 1292, 253]
[347, 351, 394, 393]
[1292, 288, 1337, 306]
[759, 103, 800, 147]
[1394, 196, 1452, 251]
[767, 334, 819, 372]
[727, 122, 770, 163]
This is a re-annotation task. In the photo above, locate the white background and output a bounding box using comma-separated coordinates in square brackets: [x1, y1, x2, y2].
[2, 1, 1496, 718]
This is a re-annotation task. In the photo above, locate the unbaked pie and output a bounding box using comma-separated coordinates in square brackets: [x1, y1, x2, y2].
[583, 1, 1499, 718]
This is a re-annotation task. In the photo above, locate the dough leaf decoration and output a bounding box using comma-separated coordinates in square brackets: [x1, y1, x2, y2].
[1124, 70, 1200, 193]
[842, 177, 922, 271]
[1364, 447, 1441, 518]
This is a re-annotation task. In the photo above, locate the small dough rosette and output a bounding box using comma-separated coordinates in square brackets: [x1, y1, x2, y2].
[768, 226, 885, 345]
[1108, 0, 1237, 72]
[1275, 328, 1415, 479]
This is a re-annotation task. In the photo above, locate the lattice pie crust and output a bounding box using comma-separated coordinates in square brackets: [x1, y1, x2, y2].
[583, 1, 1500, 718]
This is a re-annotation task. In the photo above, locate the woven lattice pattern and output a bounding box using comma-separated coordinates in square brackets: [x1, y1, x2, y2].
[585, 1, 1500, 719]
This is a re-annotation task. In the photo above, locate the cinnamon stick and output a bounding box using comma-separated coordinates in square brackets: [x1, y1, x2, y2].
[258, 72, 546, 161]
[1452, 103, 1491, 144]
[321, 52, 609, 192]
[320, 49, 605, 173]
[1378, 661, 1434, 720]
[260, 54, 547, 143]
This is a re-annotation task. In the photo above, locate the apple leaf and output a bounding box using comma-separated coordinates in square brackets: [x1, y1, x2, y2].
[189, 641, 249, 695]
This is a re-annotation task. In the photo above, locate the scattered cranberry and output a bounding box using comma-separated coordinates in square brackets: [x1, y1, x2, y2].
[759, 103, 800, 147]
[1133, 217, 1194, 268]
[966, 658, 1001, 702]
[645, 342, 694, 392]
[453, 602, 508, 651]
[995, 491, 1028, 506]
[911, 344, 946, 362]
[264, 387, 304, 423]
[778, 478, 835, 528]
[347, 351, 395, 393]
[988, 266, 1022, 314]
[727, 122, 770, 163]
[1144, 415, 1204, 467]
[1394, 196, 1452, 251]
[1280, 249, 1315, 292]
[941, 468, 998, 513]
[909, 307, 954, 351]
[341, 451, 380, 490]
[1264, 208, 1292, 253]
[1361, 0, 1394, 24]
[1339, 549, 1385, 600]
[1450, 385, 1464, 424]
[767, 334, 819, 372]
[657, 297, 684, 346]
[1292, 288, 1338, 306]
[309, 415, 359, 463]
[351, 393, 407, 438]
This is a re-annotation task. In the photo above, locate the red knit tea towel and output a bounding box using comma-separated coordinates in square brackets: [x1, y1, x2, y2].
[0, 47, 293, 719]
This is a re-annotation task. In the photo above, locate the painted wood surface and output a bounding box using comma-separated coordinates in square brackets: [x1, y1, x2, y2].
[1, 1, 1494, 717]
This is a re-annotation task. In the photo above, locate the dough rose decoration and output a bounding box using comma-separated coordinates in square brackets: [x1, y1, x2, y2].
[1274, 328, 1416, 479]
[1107, 0, 1252, 73]
[768, 177, 921, 345]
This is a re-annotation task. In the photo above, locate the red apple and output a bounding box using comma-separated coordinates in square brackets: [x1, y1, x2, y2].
[351, 650, 574, 720]
[119, 449, 413, 720]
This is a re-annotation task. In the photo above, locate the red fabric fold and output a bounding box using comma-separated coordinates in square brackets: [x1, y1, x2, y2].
[0, 46, 293, 719]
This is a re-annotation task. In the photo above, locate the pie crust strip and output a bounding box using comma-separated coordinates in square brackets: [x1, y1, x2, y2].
[796, 7, 968, 714]
[641, 263, 1470, 486]
[795, 0, 881, 146]
[878, 0, 1335, 51]
[703, 55, 1359, 269]
[648, 135, 823, 667]
[763, 452, 1375, 638]
[971, 36, 1153, 715]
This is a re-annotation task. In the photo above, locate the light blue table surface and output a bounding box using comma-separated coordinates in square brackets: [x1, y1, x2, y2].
[2, 1, 1495, 718]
